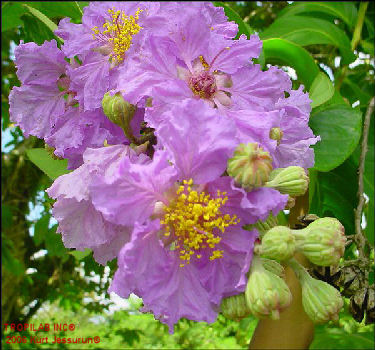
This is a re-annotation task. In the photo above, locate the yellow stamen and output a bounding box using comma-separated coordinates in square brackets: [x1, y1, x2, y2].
[91, 7, 143, 64]
[161, 179, 239, 266]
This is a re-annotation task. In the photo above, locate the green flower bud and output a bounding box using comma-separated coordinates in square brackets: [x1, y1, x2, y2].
[289, 259, 343, 324]
[102, 92, 136, 140]
[252, 212, 278, 237]
[245, 256, 292, 319]
[265, 166, 309, 196]
[221, 293, 251, 320]
[256, 226, 296, 261]
[269, 127, 283, 145]
[227, 143, 273, 191]
[260, 257, 285, 277]
[293, 217, 346, 266]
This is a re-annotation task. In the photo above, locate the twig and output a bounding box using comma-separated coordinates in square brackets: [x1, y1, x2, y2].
[354, 97, 374, 258]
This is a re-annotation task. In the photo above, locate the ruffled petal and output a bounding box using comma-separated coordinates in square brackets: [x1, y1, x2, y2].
[110, 220, 218, 333]
[9, 85, 65, 138]
[229, 64, 292, 111]
[90, 150, 177, 226]
[14, 40, 66, 85]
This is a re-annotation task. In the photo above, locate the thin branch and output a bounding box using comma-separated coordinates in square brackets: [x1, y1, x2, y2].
[354, 97, 374, 259]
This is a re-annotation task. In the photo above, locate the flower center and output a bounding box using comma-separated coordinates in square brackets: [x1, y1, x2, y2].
[160, 179, 240, 267]
[189, 71, 217, 100]
[92, 7, 143, 64]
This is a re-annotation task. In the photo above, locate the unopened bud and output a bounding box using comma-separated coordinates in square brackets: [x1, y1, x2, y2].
[256, 226, 296, 261]
[289, 258, 343, 323]
[227, 143, 273, 191]
[269, 127, 283, 145]
[221, 293, 251, 320]
[102, 92, 136, 139]
[260, 257, 285, 277]
[245, 256, 292, 320]
[293, 217, 346, 266]
[265, 166, 309, 196]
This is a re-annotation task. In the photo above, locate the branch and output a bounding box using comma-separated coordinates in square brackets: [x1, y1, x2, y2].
[354, 97, 374, 259]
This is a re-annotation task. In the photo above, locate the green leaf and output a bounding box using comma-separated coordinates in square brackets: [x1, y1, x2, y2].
[309, 72, 335, 108]
[21, 13, 56, 44]
[214, 2, 254, 39]
[34, 214, 50, 246]
[70, 249, 92, 260]
[278, 2, 358, 29]
[45, 225, 67, 257]
[261, 16, 355, 64]
[1, 2, 27, 32]
[23, 4, 63, 42]
[1, 204, 13, 230]
[24, 2, 82, 21]
[26, 148, 70, 180]
[310, 104, 362, 171]
[310, 158, 358, 236]
[262, 38, 319, 89]
[310, 326, 374, 349]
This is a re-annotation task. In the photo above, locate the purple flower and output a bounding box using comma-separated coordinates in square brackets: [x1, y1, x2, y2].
[272, 86, 320, 168]
[86, 100, 287, 330]
[56, 2, 169, 111]
[46, 145, 146, 264]
[9, 40, 71, 138]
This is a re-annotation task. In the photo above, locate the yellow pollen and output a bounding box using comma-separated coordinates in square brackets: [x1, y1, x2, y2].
[199, 55, 210, 70]
[160, 179, 240, 266]
[91, 7, 143, 63]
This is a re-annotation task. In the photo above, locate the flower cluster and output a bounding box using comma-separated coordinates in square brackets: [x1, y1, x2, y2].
[9, 2, 320, 332]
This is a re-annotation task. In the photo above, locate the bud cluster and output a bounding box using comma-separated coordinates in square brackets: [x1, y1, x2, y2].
[227, 143, 309, 199]
[234, 216, 347, 324]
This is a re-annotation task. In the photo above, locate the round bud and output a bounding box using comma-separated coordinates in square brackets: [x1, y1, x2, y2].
[293, 217, 346, 266]
[102, 92, 136, 139]
[269, 127, 283, 145]
[245, 257, 292, 320]
[256, 226, 296, 261]
[265, 166, 309, 196]
[289, 259, 343, 324]
[221, 293, 251, 320]
[227, 143, 273, 191]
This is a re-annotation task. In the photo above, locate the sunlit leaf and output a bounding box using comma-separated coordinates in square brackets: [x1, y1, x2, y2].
[26, 148, 70, 180]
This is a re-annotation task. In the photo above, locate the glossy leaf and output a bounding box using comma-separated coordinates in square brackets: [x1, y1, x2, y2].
[310, 158, 358, 236]
[24, 2, 82, 21]
[26, 148, 70, 180]
[310, 104, 362, 172]
[311, 326, 374, 349]
[23, 4, 63, 43]
[309, 72, 335, 108]
[262, 38, 319, 89]
[1, 2, 27, 32]
[261, 16, 355, 64]
[278, 2, 358, 28]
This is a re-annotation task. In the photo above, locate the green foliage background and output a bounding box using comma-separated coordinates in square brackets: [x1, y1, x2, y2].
[1, 1, 374, 349]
